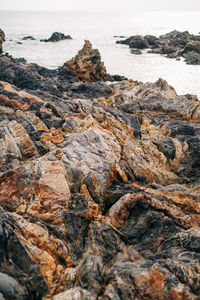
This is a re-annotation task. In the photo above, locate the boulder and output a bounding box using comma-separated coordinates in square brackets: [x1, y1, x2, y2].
[128, 35, 149, 49]
[117, 35, 149, 49]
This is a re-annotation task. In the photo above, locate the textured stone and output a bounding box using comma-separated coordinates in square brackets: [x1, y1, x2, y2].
[0, 42, 200, 300]
[53, 287, 95, 300]
[63, 40, 109, 82]
[0, 210, 48, 299]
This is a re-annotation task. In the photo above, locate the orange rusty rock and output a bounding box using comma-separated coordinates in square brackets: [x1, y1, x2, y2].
[141, 267, 167, 298]
[51, 134, 64, 144]
[40, 132, 52, 142]
[63, 40, 109, 82]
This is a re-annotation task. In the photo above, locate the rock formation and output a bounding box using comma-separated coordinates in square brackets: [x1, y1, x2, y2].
[116, 30, 200, 65]
[0, 37, 200, 299]
[63, 40, 109, 82]
[117, 35, 149, 49]
[0, 29, 5, 54]
[40, 32, 72, 42]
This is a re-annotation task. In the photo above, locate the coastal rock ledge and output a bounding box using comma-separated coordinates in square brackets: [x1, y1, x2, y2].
[0, 32, 200, 300]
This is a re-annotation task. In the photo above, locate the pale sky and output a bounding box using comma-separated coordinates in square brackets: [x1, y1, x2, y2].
[1, 0, 200, 11]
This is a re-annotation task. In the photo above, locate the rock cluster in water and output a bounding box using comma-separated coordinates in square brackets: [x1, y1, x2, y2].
[0, 29, 200, 300]
[40, 32, 72, 42]
[117, 30, 200, 64]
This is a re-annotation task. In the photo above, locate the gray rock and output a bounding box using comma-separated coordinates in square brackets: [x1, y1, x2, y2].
[0, 273, 26, 300]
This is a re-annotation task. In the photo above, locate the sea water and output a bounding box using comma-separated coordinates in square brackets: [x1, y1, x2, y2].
[0, 10, 200, 97]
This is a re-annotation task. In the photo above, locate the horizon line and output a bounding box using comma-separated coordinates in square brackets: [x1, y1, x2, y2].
[1, 9, 200, 12]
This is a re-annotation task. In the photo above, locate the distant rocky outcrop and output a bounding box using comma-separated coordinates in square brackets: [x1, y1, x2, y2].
[116, 30, 200, 65]
[63, 40, 109, 82]
[1, 37, 200, 300]
[0, 29, 5, 53]
[40, 32, 72, 42]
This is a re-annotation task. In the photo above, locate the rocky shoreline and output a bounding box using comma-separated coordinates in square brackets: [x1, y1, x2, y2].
[116, 30, 200, 65]
[0, 28, 200, 300]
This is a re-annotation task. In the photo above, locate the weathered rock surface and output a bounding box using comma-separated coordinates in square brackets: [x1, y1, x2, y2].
[0, 41, 200, 299]
[0, 29, 5, 54]
[63, 40, 109, 82]
[116, 30, 200, 64]
[40, 32, 72, 42]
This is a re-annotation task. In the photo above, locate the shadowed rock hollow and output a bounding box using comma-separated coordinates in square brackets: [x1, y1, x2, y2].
[0, 30, 200, 299]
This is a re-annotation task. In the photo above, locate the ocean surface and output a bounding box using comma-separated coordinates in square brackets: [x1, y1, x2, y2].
[0, 10, 200, 98]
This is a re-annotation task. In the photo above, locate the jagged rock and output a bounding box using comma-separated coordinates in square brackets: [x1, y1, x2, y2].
[0, 210, 48, 299]
[0, 42, 200, 299]
[40, 32, 72, 42]
[0, 55, 117, 99]
[0, 29, 5, 54]
[63, 40, 109, 82]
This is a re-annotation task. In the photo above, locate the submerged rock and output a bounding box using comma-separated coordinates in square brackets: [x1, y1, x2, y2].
[22, 36, 36, 40]
[0, 40, 200, 299]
